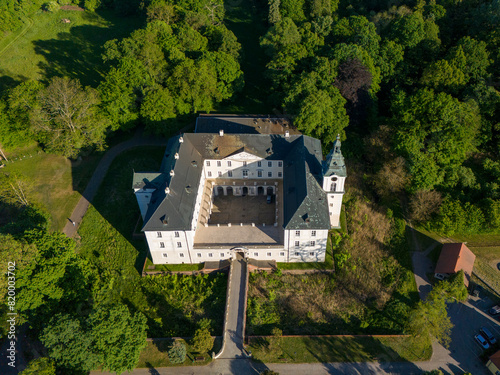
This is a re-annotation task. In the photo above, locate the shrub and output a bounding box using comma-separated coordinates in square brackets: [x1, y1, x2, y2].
[42, 1, 60, 12]
[168, 340, 186, 364]
[191, 328, 214, 354]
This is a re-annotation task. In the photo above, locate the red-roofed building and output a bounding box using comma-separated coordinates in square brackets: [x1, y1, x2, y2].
[434, 243, 476, 286]
[487, 349, 500, 374]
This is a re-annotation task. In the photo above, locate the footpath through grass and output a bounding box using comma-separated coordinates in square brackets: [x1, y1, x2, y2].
[248, 335, 431, 363]
[0, 9, 143, 89]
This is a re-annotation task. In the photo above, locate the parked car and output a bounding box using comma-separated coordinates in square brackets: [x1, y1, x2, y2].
[489, 305, 500, 315]
[266, 195, 273, 204]
[475, 333, 490, 349]
[480, 327, 497, 344]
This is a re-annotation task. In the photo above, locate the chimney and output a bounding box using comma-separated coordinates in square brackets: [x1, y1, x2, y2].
[170, 170, 175, 177]
[179, 136, 184, 143]
[285, 130, 290, 138]
[174, 153, 179, 159]
[219, 129, 224, 136]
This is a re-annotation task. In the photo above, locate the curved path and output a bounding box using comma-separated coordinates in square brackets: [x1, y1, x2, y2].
[63, 128, 169, 237]
[0, 16, 34, 57]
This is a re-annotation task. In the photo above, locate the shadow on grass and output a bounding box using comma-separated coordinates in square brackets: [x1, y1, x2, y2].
[32, 11, 144, 87]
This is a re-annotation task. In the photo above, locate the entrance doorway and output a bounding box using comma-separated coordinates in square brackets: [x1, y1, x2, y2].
[257, 186, 264, 195]
[242, 186, 248, 196]
[227, 186, 233, 196]
[217, 186, 224, 196]
[267, 187, 274, 195]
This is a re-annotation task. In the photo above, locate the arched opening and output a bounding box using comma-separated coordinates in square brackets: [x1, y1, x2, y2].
[330, 183, 336, 192]
[267, 187, 274, 195]
[257, 186, 264, 195]
[242, 186, 248, 196]
[227, 186, 233, 196]
[217, 186, 224, 196]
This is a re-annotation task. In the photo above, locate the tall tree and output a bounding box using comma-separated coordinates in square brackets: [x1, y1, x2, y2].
[30, 77, 108, 158]
[89, 304, 148, 373]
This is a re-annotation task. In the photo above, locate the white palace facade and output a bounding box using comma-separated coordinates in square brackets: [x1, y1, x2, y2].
[133, 115, 346, 264]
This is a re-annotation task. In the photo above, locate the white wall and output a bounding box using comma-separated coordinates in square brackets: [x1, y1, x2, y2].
[322, 175, 345, 192]
[203, 157, 283, 180]
[146, 230, 195, 264]
[134, 188, 155, 220]
[285, 229, 328, 262]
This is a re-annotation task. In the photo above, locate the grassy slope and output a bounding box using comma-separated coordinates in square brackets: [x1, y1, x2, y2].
[249, 335, 431, 363]
[3, 146, 102, 231]
[0, 9, 143, 89]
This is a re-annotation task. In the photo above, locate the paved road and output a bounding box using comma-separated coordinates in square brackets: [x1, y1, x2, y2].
[63, 128, 169, 237]
[216, 253, 248, 359]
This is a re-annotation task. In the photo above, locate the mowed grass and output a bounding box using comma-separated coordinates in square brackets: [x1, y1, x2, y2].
[0, 9, 143, 89]
[3, 146, 102, 231]
[248, 335, 431, 363]
[137, 338, 222, 368]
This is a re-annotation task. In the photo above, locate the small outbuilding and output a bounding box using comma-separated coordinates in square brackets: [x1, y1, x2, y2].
[486, 349, 500, 374]
[434, 243, 475, 286]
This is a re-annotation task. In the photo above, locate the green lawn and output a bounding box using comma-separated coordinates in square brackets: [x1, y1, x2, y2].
[248, 335, 431, 363]
[144, 257, 203, 273]
[137, 338, 222, 368]
[0, 9, 143, 89]
[2, 145, 102, 231]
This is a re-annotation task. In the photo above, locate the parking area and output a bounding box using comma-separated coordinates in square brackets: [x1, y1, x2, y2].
[447, 299, 500, 374]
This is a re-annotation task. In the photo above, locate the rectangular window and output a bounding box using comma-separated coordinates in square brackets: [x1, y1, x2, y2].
[267, 252, 272, 257]
[207, 171, 212, 177]
[257, 161, 262, 167]
[295, 252, 300, 256]
[177, 242, 182, 248]
[330, 203, 333, 207]
[242, 170, 248, 177]
[279, 252, 285, 257]
[208, 253, 213, 258]
[162, 253, 168, 258]
[254, 252, 259, 257]
[243, 161, 247, 166]
[258, 170, 262, 177]
[157, 232, 162, 238]
[217, 161, 221, 167]
[268, 172, 272, 177]
[278, 172, 282, 178]
[218, 171, 222, 177]
[309, 252, 315, 256]
[295, 230, 300, 236]
[278, 161, 283, 167]
[311, 230, 316, 237]
[160, 242, 165, 248]
[175, 231, 179, 237]
[206, 161, 210, 166]
[268, 161, 272, 167]
[295, 241, 300, 247]
[227, 161, 232, 167]
[179, 253, 184, 257]
[220, 253, 225, 257]
[197, 253, 202, 258]
[310, 241, 315, 246]
[228, 171, 233, 177]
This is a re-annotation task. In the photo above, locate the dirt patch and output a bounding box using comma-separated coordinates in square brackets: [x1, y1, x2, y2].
[60, 5, 85, 11]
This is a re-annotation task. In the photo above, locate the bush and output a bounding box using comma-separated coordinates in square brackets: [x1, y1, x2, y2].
[191, 328, 214, 354]
[431, 198, 486, 235]
[42, 1, 60, 12]
[168, 340, 187, 364]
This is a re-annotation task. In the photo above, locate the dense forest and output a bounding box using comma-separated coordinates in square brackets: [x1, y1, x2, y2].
[0, 0, 499, 372]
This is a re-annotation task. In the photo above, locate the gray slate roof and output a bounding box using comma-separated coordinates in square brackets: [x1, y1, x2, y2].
[139, 119, 331, 232]
[323, 135, 346, 177]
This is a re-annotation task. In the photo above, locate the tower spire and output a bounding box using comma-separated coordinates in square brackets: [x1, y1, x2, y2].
[323, 134, 346, 177]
